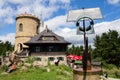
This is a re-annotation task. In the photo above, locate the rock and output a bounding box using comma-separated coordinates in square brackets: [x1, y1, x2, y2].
[24, 63, 31, 67]
[21, 66, 27, 70]
[32, 61, 43, 67]
[4, 61, 12, 66]
[66, 71, 71, 76]
[47, 68, 50, 72]
[1, 72, 8, 75]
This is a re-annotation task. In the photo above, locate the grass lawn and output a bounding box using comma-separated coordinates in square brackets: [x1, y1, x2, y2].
[1, 64, 119, 80]
[0, 65, 73, 80]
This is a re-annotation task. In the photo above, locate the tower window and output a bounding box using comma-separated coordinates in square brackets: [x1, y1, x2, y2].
[36, 25, 39, 34]
[19, 23, 23, 31]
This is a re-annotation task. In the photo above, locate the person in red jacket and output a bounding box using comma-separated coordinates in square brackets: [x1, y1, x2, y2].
[6, 62, 17, 73]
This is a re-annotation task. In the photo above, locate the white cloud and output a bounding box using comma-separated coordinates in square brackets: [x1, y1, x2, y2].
[0, 0, 70, 25]
[0, 0, 5, 8]
[46, 16, 120, 47]
[1, 18, 120, 47]
[0, 6, 15, 25]
[95, 19, 120, 35]
[7, 0, 29, 4]
[0, 0, 120, 47]
[4, 17, 15, 24]
[49, 0, 70, 5]
[0, 33, 15, 45]
[45, 15, 74, 30]
[55, 28, 84, 45]
[107, 0, 120, 4]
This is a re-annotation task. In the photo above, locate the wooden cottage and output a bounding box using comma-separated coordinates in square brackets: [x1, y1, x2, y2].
[24, 27, 71, 66]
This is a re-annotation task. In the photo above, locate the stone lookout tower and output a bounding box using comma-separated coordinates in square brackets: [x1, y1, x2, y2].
[15, 13, 40, 51]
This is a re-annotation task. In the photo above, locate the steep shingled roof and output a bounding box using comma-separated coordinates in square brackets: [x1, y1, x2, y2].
[24, 27, 71, 44]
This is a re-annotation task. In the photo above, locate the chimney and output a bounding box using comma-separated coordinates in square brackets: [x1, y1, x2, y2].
[45, 25, 48, 32]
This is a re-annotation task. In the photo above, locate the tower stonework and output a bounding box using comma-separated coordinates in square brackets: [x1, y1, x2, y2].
[15, 13, 40, 51]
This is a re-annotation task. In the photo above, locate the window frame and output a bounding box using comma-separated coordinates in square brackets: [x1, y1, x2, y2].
[57, 57, 64, 61]
[19, 23, 23, 32]
[48, 57, 55, 61]
[35, 46, 41, 52]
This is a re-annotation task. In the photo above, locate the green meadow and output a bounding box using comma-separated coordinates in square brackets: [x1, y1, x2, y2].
[0, 65, 73, 80]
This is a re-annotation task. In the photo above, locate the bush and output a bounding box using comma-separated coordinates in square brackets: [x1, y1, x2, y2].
[56, 65, 72, 77]
[115, 71, 120, 78]
[1, 65, 8, 72]
[58, 65, 72, 72]
[92, 57, 102, 62]
[25, 57, 35, 63]
[102, 61, 116, 69]
[103, 68, 120, 78]
[56, 69, 71, 77]
[47, 60, 51, 66]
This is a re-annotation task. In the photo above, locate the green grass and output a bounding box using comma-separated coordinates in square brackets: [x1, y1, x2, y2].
[0, 65, 73, 80]
[103, 68, 120, 79]
[0, 64, 120, 80]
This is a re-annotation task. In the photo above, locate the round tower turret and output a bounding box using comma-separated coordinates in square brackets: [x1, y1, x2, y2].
[15, 13, 40, 51]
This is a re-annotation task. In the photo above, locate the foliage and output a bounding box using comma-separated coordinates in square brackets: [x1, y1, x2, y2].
[0, 65, 73, 80]
[67, 44, 92, 55]
[0, 65, 8, 72]
[102, 61, 116, 70]
[0, 41, 14, 56]
[103, 68, 120, 78]
[67, 44, 80, 55]
[47, 60, 51, 66]
[93, 30, 120, 68]
[25, 57, 36, 63]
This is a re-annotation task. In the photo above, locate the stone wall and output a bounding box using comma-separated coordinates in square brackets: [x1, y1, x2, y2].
[15, 14, 40, 51]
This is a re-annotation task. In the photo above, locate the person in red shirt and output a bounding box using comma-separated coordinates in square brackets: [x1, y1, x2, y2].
[6, 62, 17, 73]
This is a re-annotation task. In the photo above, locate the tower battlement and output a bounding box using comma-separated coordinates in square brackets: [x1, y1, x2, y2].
[16, 13, 40, 22]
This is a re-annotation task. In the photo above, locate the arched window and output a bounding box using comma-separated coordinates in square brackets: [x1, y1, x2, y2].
[19, 23, 23, 31]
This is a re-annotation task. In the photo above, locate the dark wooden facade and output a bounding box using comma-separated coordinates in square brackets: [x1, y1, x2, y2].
[24, 27, 70, 65]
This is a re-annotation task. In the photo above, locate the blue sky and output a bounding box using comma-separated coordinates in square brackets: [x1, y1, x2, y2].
[0, 0, 120, 46]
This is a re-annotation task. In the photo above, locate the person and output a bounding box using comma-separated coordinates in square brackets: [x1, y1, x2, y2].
[6, 62, 17, 73]
[54, 59, 60, 66]
[67, 58, 70, 67]
[71, 59, 75, 68]
[104, 71, 108, 78]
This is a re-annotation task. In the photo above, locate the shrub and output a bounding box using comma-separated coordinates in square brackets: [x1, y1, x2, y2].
[56, 69, 71, 77]
[115, 71, 120, 78]
[92, 57, 102, 62]
[58, 65, 72, 72]
[25, 57, 35, 63]
[102, 61, 116, 69]
[47, 60, 51, 66]
[1, 65, 8, 72]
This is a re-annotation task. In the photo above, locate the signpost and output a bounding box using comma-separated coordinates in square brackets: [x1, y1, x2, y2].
[67, 7, 103, 80]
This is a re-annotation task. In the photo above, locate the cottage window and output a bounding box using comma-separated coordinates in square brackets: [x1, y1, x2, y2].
[57, 57, 64, 61]
[19, 23, 23, 31]
[41, 36, 55, 41]
[48, 57, 55, 61]
[49, 46, 54, 52]
[35, 46, 41, 52]
[35, 57, 42, 61]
